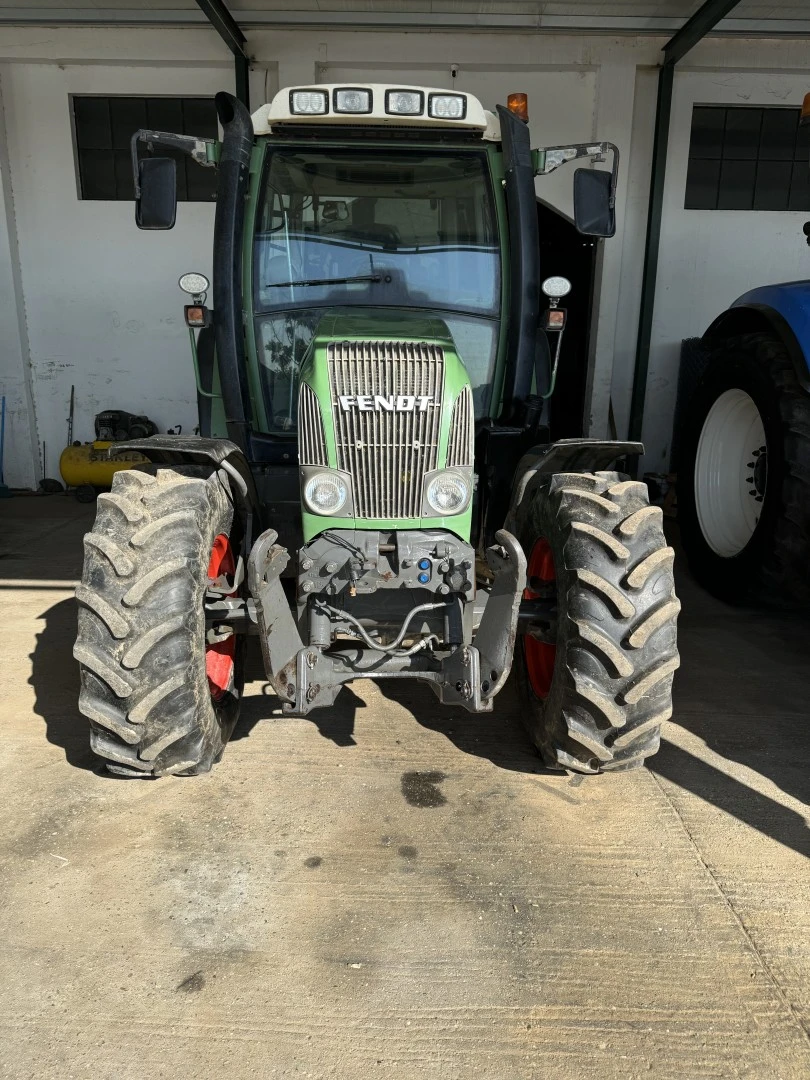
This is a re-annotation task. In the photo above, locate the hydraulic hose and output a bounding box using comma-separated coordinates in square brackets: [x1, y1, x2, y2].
[315, 599, 448, 655]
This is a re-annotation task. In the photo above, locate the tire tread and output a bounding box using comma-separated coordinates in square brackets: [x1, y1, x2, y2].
[74, 466, 242, 776]
[517, 471, 679, 773]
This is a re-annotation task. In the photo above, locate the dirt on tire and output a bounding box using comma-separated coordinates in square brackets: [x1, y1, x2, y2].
[515, 471, 680, 773]
[74, 466, 244, 777]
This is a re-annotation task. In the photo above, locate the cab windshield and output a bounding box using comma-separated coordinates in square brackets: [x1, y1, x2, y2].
[252, 146, 501, 432]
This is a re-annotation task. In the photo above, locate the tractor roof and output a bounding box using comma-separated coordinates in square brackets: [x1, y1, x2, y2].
[252, 84, 500, 141]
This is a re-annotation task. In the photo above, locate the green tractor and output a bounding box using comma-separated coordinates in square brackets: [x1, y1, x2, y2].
[73, 84, 680, 777]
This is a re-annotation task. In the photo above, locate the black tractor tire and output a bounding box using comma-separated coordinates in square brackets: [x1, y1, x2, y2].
[516, 471, 680, 774]
[73, 465, 245, 777]
[679, 332, 810, 605]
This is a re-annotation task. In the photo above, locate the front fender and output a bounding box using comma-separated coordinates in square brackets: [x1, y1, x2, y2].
[504, 438, 643, 538]
[115, 433, 261, 533]
[704, 281, 810, 392]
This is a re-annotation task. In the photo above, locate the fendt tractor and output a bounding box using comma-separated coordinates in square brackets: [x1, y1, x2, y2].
[73, 85, 680, 778]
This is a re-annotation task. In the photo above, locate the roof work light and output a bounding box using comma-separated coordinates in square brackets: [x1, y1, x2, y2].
[290, 89, 328, 115]
[334, 88, 372, 114]
[428, 93, 466, 120]
[386, 89, 424, 116]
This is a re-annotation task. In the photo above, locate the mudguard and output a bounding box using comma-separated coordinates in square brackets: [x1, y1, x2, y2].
[115, 434, 261, 547]
[504, 438, 643, 538]
[116, 434, 256, 499]
[703, 281, 810, 393]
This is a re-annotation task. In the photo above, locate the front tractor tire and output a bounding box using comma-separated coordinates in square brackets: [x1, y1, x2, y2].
[517, 473, 680, 773]
[679, 332, 810, 605]
[74, 466, 245, 777]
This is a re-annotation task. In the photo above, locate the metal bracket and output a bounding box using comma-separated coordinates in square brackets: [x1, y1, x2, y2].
[534, 141, 620, 211]
[472, 529, 527, 702]
[204, 595, 258, 634]
[536, 142, 614, 174]
[247, 528, 305, 703]
[246, 528, 527, 718]
[288, 641, 487, 716]
[130, 129, 217, 198]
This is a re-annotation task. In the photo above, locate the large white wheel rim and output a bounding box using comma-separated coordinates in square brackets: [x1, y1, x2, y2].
[694, 388, 767, 557]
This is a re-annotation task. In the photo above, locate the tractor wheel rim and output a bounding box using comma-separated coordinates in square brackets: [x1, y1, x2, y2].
[694, 388, 767, 557]
[523, 537, 556, 700]
[206, 533, 236, 702]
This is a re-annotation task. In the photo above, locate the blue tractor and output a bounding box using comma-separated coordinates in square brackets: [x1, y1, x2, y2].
[679, 94, 810, 605]
[679, 223, 810, 605]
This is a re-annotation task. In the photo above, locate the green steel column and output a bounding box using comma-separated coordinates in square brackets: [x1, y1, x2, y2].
[627, 0, 742, 451]
[628, 60, 674, 444]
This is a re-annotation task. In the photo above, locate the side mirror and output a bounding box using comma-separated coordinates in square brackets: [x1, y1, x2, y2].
[573, 168, 615, 238]
[135, 157, 177, 230]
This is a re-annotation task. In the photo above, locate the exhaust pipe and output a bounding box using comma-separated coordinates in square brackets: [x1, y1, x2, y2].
[213, 91, 253, 454]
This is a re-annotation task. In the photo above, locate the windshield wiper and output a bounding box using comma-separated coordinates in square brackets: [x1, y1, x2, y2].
[266, 274, 383, 288]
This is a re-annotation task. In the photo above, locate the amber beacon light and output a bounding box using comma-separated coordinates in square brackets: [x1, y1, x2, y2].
[507, 93, 529, 123]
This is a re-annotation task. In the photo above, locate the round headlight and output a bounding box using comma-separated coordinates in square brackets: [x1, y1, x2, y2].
[426, 472, 469, 515]
[304, 472, 348, 515]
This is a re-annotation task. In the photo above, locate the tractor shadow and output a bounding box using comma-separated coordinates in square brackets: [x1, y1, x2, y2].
[232, 639, 363, 747]
[28, 608, 361, 766]
[671, 560, 810, 813]
[375, 674, 553, 776]
[29, 597, 97, 771]
[234, 638, 550, 770]
[28, 582, 810, 864]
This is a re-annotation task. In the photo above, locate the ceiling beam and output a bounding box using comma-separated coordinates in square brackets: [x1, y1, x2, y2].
[664, 0, 746, 64]
[193, 0, 250, 108]
[194, 0, 246, 59]
[1, 9, 809, 36]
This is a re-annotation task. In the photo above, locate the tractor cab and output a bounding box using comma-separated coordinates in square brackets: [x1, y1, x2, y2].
[252, 137, 501, 433]
[137, 83, 618, 551]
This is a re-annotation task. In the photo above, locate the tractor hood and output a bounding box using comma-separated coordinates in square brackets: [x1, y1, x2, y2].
[296, 307, 475, 541]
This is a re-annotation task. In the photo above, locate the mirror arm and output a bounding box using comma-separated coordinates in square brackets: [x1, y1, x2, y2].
[533, 141, 620, 207]
[130, 129, 218, 198]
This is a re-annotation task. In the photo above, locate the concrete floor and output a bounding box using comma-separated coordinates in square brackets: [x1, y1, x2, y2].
[1, 494, 809, 1080]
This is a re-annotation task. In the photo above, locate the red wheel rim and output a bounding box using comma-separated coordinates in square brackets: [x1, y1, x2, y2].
[523, 538, 556, 700]
[206, 534, 236, 702]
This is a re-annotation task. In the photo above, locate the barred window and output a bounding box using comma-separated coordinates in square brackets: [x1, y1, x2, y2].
[685, 105, 810, 211]
[71, 96, 217, 202]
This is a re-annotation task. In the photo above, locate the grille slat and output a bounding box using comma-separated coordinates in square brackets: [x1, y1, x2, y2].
[298, 383, 328, 467]
[447, 385, 474, 468]
[328, 339, 445, 519]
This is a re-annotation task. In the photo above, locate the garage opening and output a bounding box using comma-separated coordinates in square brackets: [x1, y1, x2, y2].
[537, 199, 599, 440]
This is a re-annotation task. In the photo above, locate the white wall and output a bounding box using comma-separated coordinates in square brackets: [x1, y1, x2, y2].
[0, 67, 38, 489]
[0, 26, 808, 487]
[0, 61, 225, 484]
[641, 62, 810, 470]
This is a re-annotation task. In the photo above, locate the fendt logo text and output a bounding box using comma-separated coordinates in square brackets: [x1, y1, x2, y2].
[338, 395, 436, 413]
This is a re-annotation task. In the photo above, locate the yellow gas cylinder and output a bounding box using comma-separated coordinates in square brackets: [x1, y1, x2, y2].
[59, 441, 150, 489]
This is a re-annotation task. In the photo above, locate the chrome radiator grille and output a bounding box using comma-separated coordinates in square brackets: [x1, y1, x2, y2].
[446, 385, 474, 468]
[298, 383, 328, 466]
[328, 340, 445, 519]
